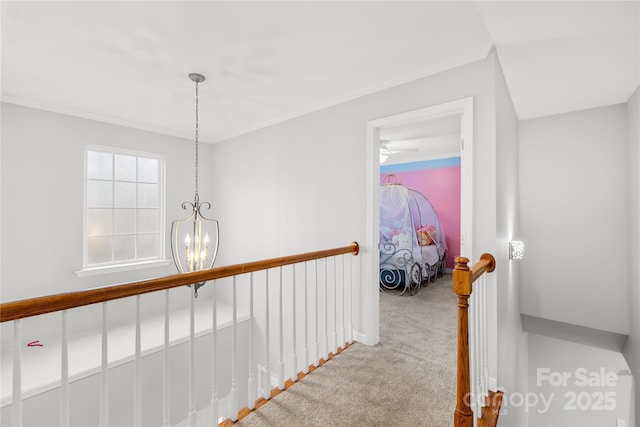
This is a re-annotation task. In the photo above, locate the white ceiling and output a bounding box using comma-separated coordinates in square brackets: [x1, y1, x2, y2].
[379, 114, 461, 164]
[1, 1, 638, 144]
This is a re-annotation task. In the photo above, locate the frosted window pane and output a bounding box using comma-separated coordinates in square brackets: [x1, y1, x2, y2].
[138, 157, 158, 183]
[137, 234, 158, 259]
[114, 155, 136, 181]
[138, 209, 158, 233]
[87, 209, 113, 236]
[138, 183, 159, 208]
[87, 236, 112, 264]
[87, 180, 113, 208]
[114, 182, 136, 208]
[114, 209, 136, 234]
[114, 235, 135, 261]
[87, 151, 113, 180]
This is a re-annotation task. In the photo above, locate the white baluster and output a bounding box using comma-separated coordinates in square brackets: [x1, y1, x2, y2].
[291, 265, 298, 378]
[231, 277, 239, 421]
[475, 289, 482, 417]
[331, 256, 338, 351]
[263, 271, 271, 399]
[277, 267, 285, 390]
[210, 281, 219, 426]
[475, 288, 483, 416]
[477, 279, 486, 424]
[481, 276, 489, 403]
[247, 274, 256, 410]
[340, 255, 345, 347]
[323, 258, 328, 359]
[314, 260, 319, 366]
[135, 296, 142, 427]
[61, 311, 69, 427]
[303, 262, 309, 374]
[12, 320, 22, 427]
[188, 290, 197, 426]
[163, 291, 170, 427]
[468, 293, 477, 419]
[479, 279, 486, 408]
[347, 254, 353, 344]
[101, 303, 109, 427]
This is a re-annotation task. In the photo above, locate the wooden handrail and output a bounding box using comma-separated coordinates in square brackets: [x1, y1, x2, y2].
[0, 242, 360, 323]
[452, 253, 496, 427]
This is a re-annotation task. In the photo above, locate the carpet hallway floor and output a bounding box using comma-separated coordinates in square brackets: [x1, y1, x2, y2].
[236, 274, 457, 427]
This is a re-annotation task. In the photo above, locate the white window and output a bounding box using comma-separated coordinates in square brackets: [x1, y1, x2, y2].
[83, 147, 165, 270]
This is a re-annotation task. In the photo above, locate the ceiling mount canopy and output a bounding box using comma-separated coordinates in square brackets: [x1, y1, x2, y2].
[189, 73, 205, 84]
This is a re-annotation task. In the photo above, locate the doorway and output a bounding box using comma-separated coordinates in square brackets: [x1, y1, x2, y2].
[360, 97, 473, 345]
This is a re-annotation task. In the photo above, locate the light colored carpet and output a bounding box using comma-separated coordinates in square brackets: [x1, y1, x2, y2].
[237, 274, 457, 427]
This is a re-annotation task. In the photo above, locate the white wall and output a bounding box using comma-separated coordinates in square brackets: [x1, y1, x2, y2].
[526, 333, 632, 427]
[622, 87, 639, 424]
[494, 54, 528, 426]
[0, 103, 214, 335]
[519, 104, 630, 334]
[1, 53, 525, 419]
[209, 56, 500, 348]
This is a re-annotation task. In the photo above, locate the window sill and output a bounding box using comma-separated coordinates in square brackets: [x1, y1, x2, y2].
[74, 260, 172, 277]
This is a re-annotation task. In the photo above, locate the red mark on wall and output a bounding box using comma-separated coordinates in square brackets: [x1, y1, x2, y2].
[27, 340, 43, 347]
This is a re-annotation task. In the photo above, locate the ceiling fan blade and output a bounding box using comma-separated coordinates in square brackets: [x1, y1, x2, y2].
[380, 139, 418, 154]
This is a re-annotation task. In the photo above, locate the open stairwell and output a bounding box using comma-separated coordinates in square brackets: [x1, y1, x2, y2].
[226, 265, 500, 427]
[1, 246, 500, 427]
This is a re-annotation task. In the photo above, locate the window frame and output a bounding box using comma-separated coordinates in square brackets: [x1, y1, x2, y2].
[78, 145, 168, 276]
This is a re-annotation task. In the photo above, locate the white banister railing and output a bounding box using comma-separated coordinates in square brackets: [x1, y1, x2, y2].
[12, 321, 22, 427]
[247, 273, 256, 411]
[291, 265, 298, 378]
[230, 276, 238, 423]
[468, 274, 490, 426]
[101, 302, 109, 427]
[162, 291, 170, 427]
[60, 311, 69, 427]
[135, 295, 142, 427]
[314, 259, 320, 367]
[323, 258, 329, 361]
[209, 281, 219, 426]
[262, 270, 271, 401]
[277, 267, 285, 391]
[302, 263, 309, 375]
[1, 242, 359, 427]
[188, 289, 197, 426]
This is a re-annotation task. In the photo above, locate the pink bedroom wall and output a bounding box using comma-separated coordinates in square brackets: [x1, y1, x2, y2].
[380, 159, 461, 269]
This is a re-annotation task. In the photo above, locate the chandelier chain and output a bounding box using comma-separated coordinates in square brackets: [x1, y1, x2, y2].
[195, 80, 200, 202]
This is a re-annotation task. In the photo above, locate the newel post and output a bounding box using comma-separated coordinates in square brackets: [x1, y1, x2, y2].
[453, 256, 473, 427]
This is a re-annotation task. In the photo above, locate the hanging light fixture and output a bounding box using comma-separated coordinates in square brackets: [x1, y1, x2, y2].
[171, 73, 220, 296]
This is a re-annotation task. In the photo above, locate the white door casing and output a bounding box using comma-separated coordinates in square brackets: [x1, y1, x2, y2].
[360, 96, 474, 346]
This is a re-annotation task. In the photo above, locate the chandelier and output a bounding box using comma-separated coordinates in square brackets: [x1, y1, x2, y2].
[170, 73, 219, 296]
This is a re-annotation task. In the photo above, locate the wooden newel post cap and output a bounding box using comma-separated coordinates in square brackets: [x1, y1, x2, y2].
[454, 256, 470, 271]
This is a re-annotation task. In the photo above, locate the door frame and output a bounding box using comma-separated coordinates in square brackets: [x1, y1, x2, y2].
[360, 97, 474, 345]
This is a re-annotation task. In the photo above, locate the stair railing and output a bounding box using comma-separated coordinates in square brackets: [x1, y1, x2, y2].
[453, 253, 496, 427]
[1, 242, 360, 427]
